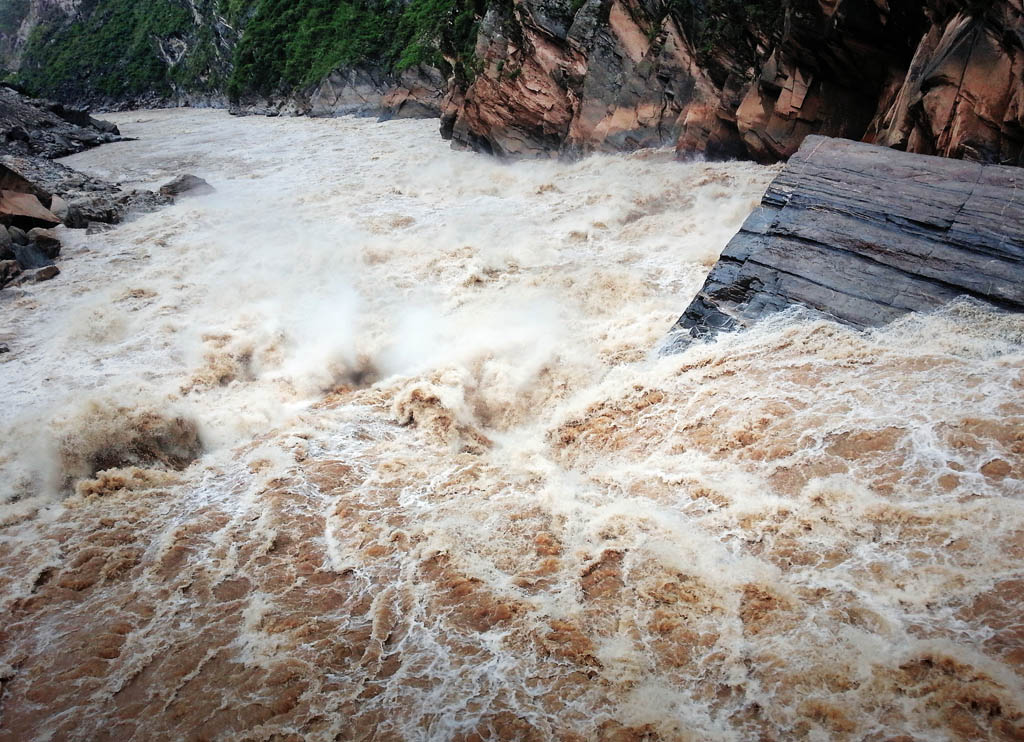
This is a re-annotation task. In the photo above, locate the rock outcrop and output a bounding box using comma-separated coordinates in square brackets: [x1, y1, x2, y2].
[669, 135, 1024, 345]
[444, 0, 741, 157]
[231, 65, 446, 120]
[442, 0, 1024, 165]
[307, 66, 446, 120]
[0, 155, 169, 229]
[158, 174, 215, 198]
[866, 0, 1024, 165]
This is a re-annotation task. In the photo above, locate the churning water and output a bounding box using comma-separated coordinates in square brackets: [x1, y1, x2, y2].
[0, 110, 1021, 741]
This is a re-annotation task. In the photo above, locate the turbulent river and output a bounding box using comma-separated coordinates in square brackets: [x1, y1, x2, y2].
[1, 110, 1023, 741]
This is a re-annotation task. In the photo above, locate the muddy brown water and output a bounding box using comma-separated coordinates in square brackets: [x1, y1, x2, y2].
[0, 110, 1022, 741]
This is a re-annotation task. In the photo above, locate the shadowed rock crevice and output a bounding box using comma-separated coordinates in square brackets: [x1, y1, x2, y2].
[669, 134, 1024, 345]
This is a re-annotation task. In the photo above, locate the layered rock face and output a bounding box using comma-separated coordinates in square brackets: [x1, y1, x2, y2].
[670, 135, 1024, 344]
[443, 0, 746, 157]
[307, 66, 446, 119]
[443, 0, 1024, 164]
[867, 0, 1024, 165]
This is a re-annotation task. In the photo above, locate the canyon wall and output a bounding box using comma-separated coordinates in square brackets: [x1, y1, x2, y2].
[443, 0, 1024, 164]
[1, 0, 1021, 165]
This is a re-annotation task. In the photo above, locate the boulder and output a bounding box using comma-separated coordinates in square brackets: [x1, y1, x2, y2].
[8, 225, 27, 245]
[0, 224, 10, 257]
[0, 190, 61, 229]
[158, 174, 215, 198]
[12, 242, 53, 269]
[28, 227, 61, 259]
[89, 118, 120, 135]
[669, 135, 1024, 345]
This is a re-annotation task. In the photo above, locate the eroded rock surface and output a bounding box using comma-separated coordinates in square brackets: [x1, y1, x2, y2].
[309, 65, 446, 120]
[671, 135, 1024, 343]
[443, 0, 1024, 164]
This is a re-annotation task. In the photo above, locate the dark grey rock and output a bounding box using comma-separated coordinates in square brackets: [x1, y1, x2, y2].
[669, 136, 1024, 347]
[8, 225, 27, 245]
[86, 221, 114, 235]
[158, 174, 215, 198]
[12, 242, 53, 269]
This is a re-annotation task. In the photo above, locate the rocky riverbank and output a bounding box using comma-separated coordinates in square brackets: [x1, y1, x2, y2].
[0, 86, 221, 292]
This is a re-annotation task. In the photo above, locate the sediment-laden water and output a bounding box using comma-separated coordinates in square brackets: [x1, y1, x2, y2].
[0, 110, 1021, 741]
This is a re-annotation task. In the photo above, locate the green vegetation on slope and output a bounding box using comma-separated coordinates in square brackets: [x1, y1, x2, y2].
[16, 0, 485, 102]
[10, 0, 780, 104]
[226, 0, 483, 98]
[18, 0, 191, 98]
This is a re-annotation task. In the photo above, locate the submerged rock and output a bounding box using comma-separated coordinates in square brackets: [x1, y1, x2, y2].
[670, 135, 1024, 345]
[158, 174, 215, 198]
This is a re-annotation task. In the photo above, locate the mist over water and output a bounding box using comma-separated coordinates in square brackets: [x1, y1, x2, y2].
[0, 111, 1022, 741]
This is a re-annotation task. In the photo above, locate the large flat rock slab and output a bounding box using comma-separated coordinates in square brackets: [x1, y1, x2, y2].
[671, 135, 1024, 343]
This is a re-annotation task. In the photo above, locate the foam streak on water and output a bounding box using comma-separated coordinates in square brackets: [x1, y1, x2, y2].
[0, 111, 1022, 741]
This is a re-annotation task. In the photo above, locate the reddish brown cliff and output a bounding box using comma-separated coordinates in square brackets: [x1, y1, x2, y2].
[441, 0, 1024, 165]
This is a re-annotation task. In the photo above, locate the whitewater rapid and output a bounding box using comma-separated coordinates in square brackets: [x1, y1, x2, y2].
[0, 110, 1021, 741]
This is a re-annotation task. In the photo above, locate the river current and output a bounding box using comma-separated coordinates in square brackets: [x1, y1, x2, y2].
[0, 110, 1022, 741]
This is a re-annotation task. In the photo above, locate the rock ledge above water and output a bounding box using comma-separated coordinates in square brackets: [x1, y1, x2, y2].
[670, 136, 1024, 345]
